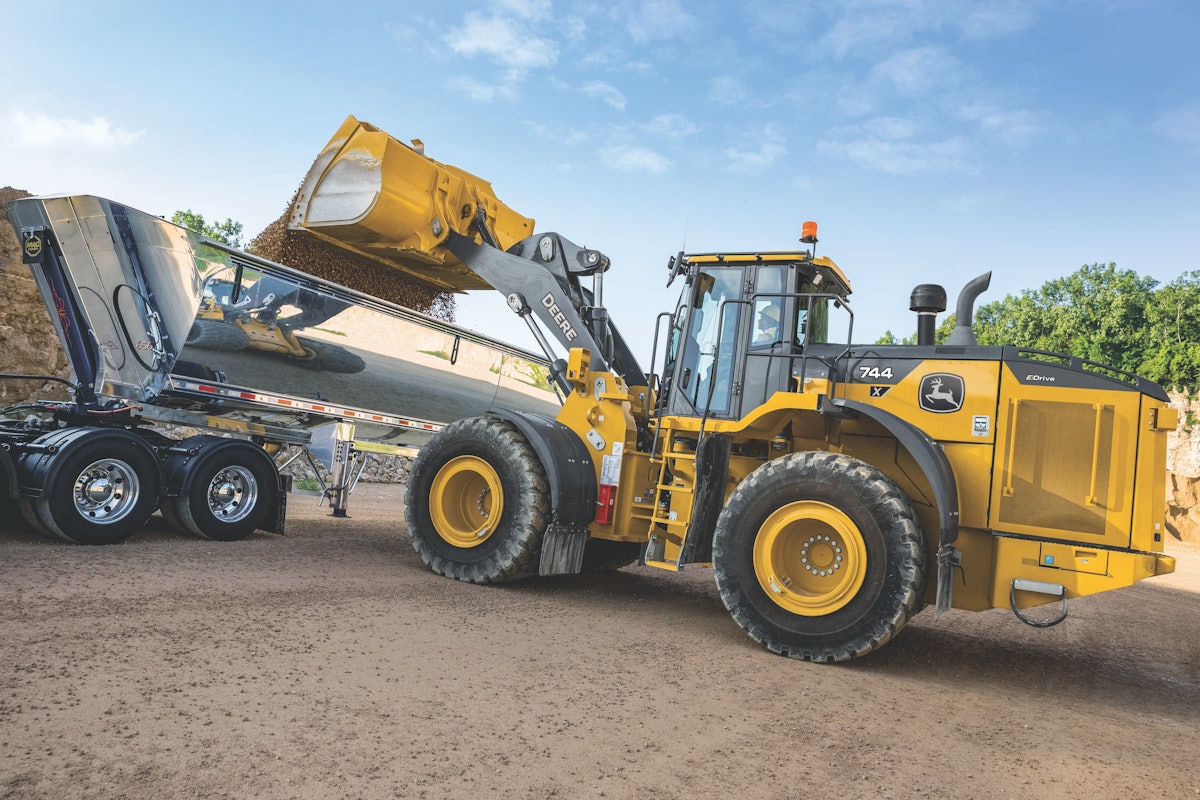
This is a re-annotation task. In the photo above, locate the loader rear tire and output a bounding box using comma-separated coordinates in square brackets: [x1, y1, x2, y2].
[713, 451, 926, 662]
[294, 338, 366, 374]
[186, 319, 250, 351]
[405, 417, 549, 583]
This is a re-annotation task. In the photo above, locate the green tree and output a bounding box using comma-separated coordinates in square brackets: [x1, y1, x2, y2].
[876, 262, 1200, 389]
[974, 263, 1157, 376]
[172, 209, 244, 249]
[876, 315, 955, 345]
[1140, 270, 1200, 389]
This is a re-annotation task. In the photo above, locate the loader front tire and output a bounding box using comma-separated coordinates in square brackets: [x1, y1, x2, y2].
[713, 451, 926, 662]
[405, 417, 549, 583]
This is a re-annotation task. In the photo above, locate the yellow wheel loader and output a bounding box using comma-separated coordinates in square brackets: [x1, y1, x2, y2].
[188, 274, 366, 373]
[290, 116, 1177, 662]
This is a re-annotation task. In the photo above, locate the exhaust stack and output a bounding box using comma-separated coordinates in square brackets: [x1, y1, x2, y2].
[944, 272, 992, 346]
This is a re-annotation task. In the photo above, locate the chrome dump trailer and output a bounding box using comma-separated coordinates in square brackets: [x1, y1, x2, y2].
[1, 194, 559, 544]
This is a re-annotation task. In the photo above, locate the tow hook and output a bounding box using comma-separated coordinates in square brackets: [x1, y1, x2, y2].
[1009, 579, 1069, 628]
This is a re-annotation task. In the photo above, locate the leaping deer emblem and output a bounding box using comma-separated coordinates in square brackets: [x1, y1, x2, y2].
[925, 377, 957, 406]
[920, 374, 964, 412]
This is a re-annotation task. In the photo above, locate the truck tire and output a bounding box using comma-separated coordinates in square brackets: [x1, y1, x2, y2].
[294, 338, 366, 374]
[186, 318, 250, 351]
[580, 539, 642, 572]
[19, 428, 161, 545]
[405, 416, 549, 583]
[713, 451, 926, 662]
[161, 436, 279, 541]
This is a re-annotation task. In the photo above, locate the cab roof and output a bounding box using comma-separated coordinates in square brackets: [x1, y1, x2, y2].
[680, 251, 853, 299]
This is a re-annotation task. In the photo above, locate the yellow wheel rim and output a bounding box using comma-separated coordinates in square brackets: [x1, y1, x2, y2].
[753, 500, 868, 616]
[428, 456, 504, 548]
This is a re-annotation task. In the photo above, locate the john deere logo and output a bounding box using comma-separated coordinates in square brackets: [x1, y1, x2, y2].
[23, 235, 43, 258]
[919, 373, 964, 413]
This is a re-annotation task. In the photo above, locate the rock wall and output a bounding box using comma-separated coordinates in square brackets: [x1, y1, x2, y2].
[0, 188, 71, 403]
[1166, 391, 1200, 542]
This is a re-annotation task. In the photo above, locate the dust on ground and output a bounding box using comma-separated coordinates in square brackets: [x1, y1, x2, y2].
[2, 484, 1198, 800]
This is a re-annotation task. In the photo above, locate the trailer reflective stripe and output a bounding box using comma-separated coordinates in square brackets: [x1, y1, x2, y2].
[169, 378, 444, 433]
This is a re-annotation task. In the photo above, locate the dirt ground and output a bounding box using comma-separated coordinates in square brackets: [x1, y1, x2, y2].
[1, 484, 1198, 800]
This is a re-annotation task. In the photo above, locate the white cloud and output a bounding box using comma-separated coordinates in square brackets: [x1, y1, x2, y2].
[862, 116, 920, 139]
[958, 103, 1045, 146]
[582, 81, 627, 111]
[709, 76, 747, 107]
[872, 46, 960, 95]
[821, 0, 1036, 57]
[626, 0, 696, 43]
[444, 10, 559, 76]
[490, 0, 552, 21]
[726, 125, 787, 172]
[822, 7, 915, 58]
[525, 120, 590, 146]
[13, 112, 144, 148]
[600, 145, 671, 174]
[818, 119, 973, 174]
[446, 76, 519, 102]
[958, 1, 1036, 39]
[563, 15, 587, 40]
[644, 113, 697, 139]
[1152, 105, 1200, 146]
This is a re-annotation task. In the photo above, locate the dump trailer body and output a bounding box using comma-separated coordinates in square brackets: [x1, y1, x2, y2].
[6, 195, 558, 440]
[3, 195, 559, 540]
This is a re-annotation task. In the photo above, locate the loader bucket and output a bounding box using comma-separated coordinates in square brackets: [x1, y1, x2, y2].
[288, 115, 535, 293]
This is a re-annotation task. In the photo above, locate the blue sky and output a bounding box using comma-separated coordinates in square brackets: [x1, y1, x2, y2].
[2, 0, 1198, 363]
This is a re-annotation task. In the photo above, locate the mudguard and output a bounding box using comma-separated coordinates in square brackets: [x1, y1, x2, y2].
[0, 443, 18, 499]
[487, 409, 596, 525]
[825, 397, 961, 615]
[160, 435, 286, 534]
[17, 427, 158, 499]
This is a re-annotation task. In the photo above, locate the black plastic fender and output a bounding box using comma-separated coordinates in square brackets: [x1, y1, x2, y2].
[824, 397, 961, 614]
[161, 434, 285, 534]
[0, 440, 19, 499]
[487, 409, 597, 525]
[17, 427, 159, 499]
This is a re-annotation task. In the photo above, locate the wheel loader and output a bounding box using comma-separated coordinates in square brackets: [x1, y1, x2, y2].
[289, 116, 1178, 662]
[188, 274, 366, 373]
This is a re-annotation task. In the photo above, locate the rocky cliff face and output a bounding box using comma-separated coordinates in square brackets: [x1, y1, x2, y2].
[1166, 391, 1200, 542]
[0, 188, 70, 403]
[2, 187, 1196, 542]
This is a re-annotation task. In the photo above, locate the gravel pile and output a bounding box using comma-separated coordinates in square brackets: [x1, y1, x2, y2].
[250, 193, 455, 322]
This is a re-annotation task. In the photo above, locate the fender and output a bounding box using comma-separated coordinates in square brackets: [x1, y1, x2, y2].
[18, 427, 158, 499]
[487, 409, 596, 525]
[824, 397, 961, 616]
[161, 435, 286, 534]
[160, 435, 279, 497]
[0, 442, 18, 499]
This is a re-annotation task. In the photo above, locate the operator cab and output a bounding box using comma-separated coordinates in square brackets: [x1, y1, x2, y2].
[661, 228, 852, 420]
